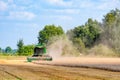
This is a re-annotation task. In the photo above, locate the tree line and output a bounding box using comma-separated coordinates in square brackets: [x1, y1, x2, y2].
[0, 9, 120, 56]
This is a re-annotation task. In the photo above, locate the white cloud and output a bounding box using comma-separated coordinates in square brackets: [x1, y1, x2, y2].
[76, 0, 94, 8]
[44, 9, 80, 14]
[8, 11, 36, 20]
[97, 0, 120, 10]
[0, 1, 7, 11]
[8, 0, 14, 4]
[45, 15, 73, 21]
[54, 9, 80, 14]
[49, 0, 95, 9]
[46, 0, 72, 7]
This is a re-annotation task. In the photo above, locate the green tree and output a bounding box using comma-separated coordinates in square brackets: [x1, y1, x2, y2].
[103, 9, 117, 26]
[0, 47, 2, 53]
[5, 46, 12, 53]
[22, 45, 34, 56]
[72, 38, 85, 52]
[84, 18, 101, 47]
[68, 18, 101, 47]
[38, 24, 64, 44]
[102, 9, 120, 53]
[17, 39, 24, 55]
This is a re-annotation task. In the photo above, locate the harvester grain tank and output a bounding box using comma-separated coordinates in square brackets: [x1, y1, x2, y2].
[27, 38, 52, 62]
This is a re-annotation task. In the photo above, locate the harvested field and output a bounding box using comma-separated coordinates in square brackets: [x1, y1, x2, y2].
[0, 57, 120, 80]
[35, 57, 120, 72]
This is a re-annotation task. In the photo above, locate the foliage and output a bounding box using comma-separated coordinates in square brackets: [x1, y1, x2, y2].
[0, 47, 1, 53]
[101, 8, 120, 53]
[72, 38, 85, 53]
[67, 18, 101, 48]
[38, 24, 64, 44]
[5, 46, 12, 53]
[16, 39, 34, 56]
[17, 39, 24, 55]
[22, 45, 34, 56]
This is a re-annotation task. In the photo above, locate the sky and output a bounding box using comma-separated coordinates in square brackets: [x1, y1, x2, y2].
[0, 0, 120, 49]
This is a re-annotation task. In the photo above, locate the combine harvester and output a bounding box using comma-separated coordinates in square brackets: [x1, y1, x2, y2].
[27, 38, 52, 62]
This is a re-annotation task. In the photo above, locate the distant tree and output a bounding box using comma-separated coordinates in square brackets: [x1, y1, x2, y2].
[38, 24, 64, 44]
[84, 18, 101, 47]
[17, 39, 24, 55]
[68, 18, 101, 47]
[72, 38, 85, 52]
[0, 47, 2, 53]
[103, 10, 117, 26]
[5, 46, 12, 53]
[22, 45, 34, 56]
[102, 8, 120, 53]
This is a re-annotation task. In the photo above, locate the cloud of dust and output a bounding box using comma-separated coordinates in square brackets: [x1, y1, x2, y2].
[101, 12, 120, 54]
[46, 35, 79, 59]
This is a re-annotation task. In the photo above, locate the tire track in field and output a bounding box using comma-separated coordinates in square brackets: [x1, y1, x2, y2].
[0, 65, 22, 80]
[25, 64, 104, 80]
[1, 63, 118, 80]
[21, 65, 73, 80]
[0, 64, 72, 80]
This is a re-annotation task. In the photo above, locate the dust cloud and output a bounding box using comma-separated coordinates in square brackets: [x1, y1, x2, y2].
[46, 35, 79, 59]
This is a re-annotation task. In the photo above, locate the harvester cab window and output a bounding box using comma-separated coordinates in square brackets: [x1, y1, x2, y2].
[33, 48, 44, 56]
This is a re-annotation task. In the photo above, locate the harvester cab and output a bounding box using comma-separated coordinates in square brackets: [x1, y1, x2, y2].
[27, 38, 52, 62]
[32, 43, 46, 57]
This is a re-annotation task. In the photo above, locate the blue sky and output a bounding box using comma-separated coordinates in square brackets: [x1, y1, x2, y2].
[0, 0, 120, 49]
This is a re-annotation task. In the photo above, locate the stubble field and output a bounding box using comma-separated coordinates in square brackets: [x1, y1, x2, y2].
[0, 57, 120, 80]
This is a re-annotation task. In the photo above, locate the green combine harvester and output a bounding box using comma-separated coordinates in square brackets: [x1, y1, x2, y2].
[27, 38, 52, 62]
